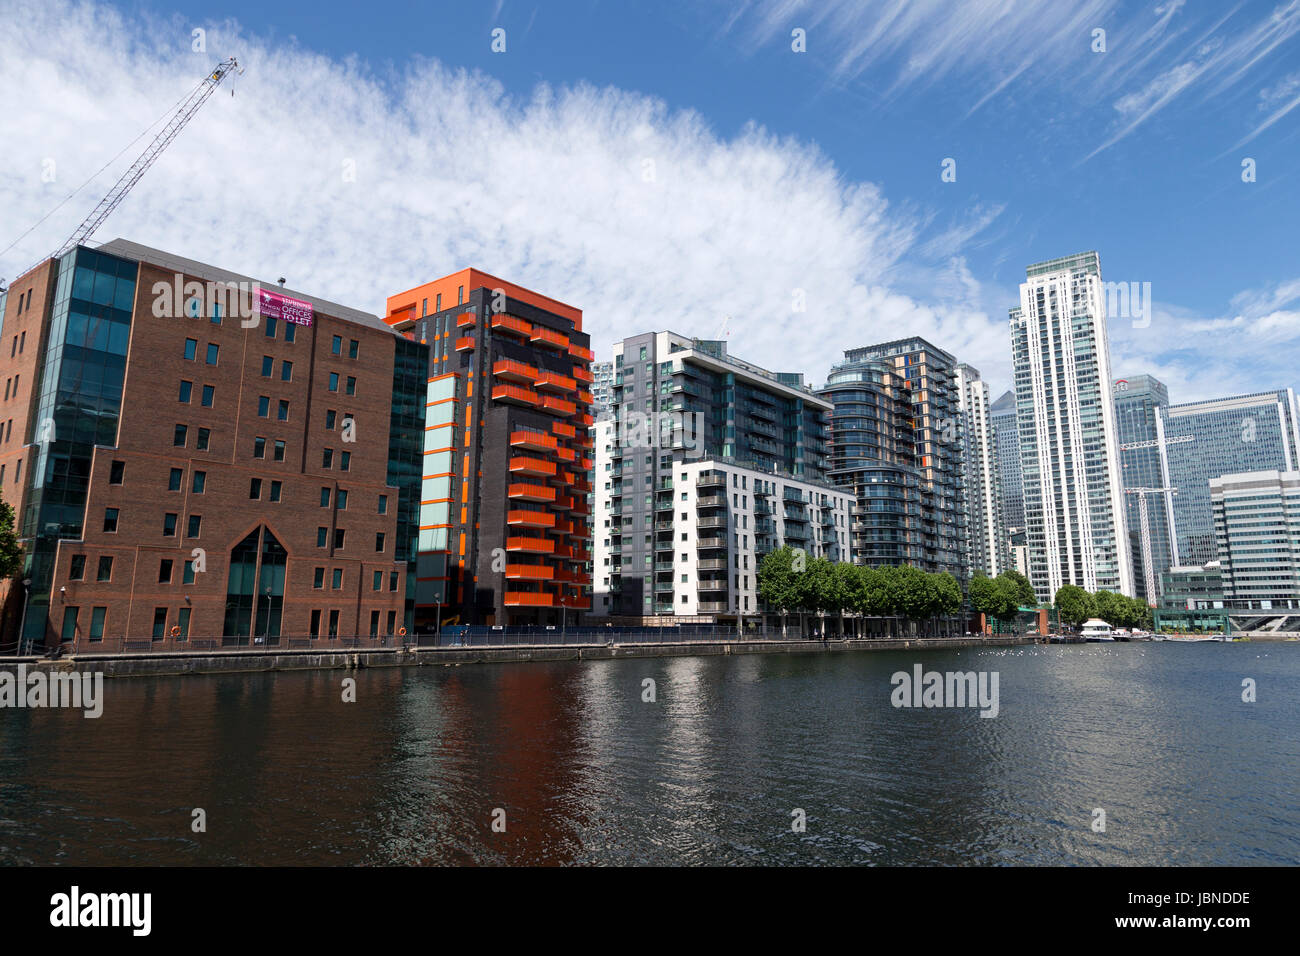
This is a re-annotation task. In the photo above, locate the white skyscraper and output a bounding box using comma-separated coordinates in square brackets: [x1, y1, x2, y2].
[1011, 251, 1133, 600]
[955, 363, 1001, 577]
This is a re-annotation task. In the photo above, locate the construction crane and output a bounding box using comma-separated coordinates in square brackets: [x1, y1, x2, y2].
[1125, 485, 1177, 604]
[49, 56, 242, 262]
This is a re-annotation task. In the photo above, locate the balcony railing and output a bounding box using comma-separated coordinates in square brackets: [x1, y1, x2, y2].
[491, 314, 532, 336]
[530, 326, 569, 350]
[507, 509, 556, 527]
[494, 358, 540, 382]
[508, 482, 557, 502]
[493, 384, 541, 406]
[455, 336, 475, 351]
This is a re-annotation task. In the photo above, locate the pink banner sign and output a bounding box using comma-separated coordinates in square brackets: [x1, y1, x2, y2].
[257, 288, 314, 326]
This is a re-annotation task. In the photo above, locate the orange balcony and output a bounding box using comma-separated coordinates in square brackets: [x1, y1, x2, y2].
[541, 395, 577, 416]
[456, 312, 476, 328]
[507, 509, 557, 528]
[572, 367, 594, 383]
[579, 457, 594, 471]
[576, 390, 594, 406]
[494, 358, 540, 382]
[552, 496, 573, 512]
[508, 482, 556, 502]
[555, 447, 577, 462]
[535, 370, 577, 392]
[568, 343, 594, 361]
[510, 429, 557, 452]
[506, 536, 556, 553]
[559, 593, 591, 609]
[551, 422, 576, 438]
[455, 336, 475, 351]
[530, 326, 569, 350]
[492, 384, 541, 406]
[491, 314, 532, 337]
[505, 592, 555, 607]
[509, 455, 557, 478]
[505, 564, 554, 580]
[569, 548, 593, 564]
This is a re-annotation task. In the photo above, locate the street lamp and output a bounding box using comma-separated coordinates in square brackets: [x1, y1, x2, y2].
[16, 577, 32, 656]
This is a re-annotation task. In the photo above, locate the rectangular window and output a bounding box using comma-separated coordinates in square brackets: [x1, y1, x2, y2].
[337, 490, 348, 510]
[197, 428, 210, 451]
[201, 384, 214, 408]
[317, 527, 328, 547]
[177, 607, 191, 640]
[210, 303, 222, 325]
[329, 372, 339, 392]
[183, 560, 196, 585]
[152, 608, 168, 641]
[375, 532, 385, 552]
[89, 607, 106, 642]
[373, 570, 382, 591]
[334, 529, 345, 550]
[159, 558, 173, 583]
[331, 568, 343, 589]
[96, 555, 113, 582]
[345, 376, 356, 396]
[325, 410, 337, 429]
[205, 343, 219, 365]
[281, 360, 293, 382]
[174, 424, 187, 447]
[62, 607, 80, 642]
[310, 609, 321, 638]
[168, 468, 182, 491]
[386, 610, 397, 633]
[249, 477, 262, 499]
[313, 567, 325, 589]
[265, 316, 278, 338]
[370, 610, 380, 637]
[179, 380, 193, 403]
[186, 515, 202, 538]
[192, 471, 206, 494]
[320, 487, 331, 507]
[378, 495, 388, 515]
[273, 439, 285, 462]
[285, 323, 296, 343]
[254, 436, 266, 458]
[277, 400, 289, 421]
[69, 554, 86, 580]
[109, 460, 125, 484]
[163, 513, 177, 536]
[348, 339, 359, 359]
[435, 293, 441, 311]
[104, 508, 119, 533]
[332, 335, 342, 355]
[323, 448, 334, 468]
[340, 451, 350, 472]
[258, 395, 270, 417]
[184, 338, 197, 360]
[270, 480, 282, 502]
[389, 571, 399, 593]
[328, 609, 339, 638]
[261, 356, 273, 377]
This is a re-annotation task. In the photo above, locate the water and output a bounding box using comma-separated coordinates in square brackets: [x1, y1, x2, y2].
[1, 643, 1296, 865]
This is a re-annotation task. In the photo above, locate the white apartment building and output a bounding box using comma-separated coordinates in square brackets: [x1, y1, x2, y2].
[1210, 470, 1300, 610]
[955, 363, 1001, 577]
[1010, 251, 1133, 600]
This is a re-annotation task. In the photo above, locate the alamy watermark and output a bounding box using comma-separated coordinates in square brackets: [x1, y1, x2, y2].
[0, 665, 104, 718]
[890, 663, 999, 718]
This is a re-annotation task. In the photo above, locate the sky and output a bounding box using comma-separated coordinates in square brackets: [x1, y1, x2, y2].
[1, 0, 1298, 402]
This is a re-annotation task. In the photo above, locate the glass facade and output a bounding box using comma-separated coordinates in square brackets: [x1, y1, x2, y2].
[387, 335, 427, 632]
[1113, 374, 1171, 601]
[20, 248, 137, 644]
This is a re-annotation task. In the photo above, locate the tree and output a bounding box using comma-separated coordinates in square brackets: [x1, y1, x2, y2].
[0, 490, 22, 580]
[998, 569, 1036, 608]
[934, 572, 963, 618]
[891, 565, 936, 624]
[757, 547, 800, 637]
[970, 572, 1016, 624]
[1093, 589, 1124, 626]
[1054, 585, 1096, 628]
[827, 561, 860, 637]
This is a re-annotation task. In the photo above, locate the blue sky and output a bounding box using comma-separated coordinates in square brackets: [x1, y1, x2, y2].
[2, 0, 1299, 399]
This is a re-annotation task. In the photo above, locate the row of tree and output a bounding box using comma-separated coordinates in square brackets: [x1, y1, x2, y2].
[967, 570, 1037, 621]
[1054, 584, 1153, 629]
[756, 547, 964, 630]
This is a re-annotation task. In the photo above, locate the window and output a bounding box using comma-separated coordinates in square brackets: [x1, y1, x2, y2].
[96, 555, 113, 582]
[18, 331, 23, 353]
[375, 532, 385, 552]
[323, 448, 334, 468]
[186, 515, 202, 538]
[174, 424, 187, 447]
[89, 607, 106, 642]
[370, 610, 380, 637]
[249, 477, 262, 499]
[254, 437, 266, 458]
[345, 376, 356, 396]
[184, 338, 197, 360]
[373, 570, 382, 591]
[386, 610, 397, 634]
[177, 607, 191, 640]
[152, 608, 168, 641]
[104, 508, 119, 533]
[317, 527, 328, 547]
[169, 468, 183, 491]
[389, 571, 399, 592]
[205, 343, 219, 365]
[328, 609, 339, 638]
[69, 554, 86, 580]
[320, 487, 331, 507]
[332, 335, 342, 355]
[277, 400, 289, 422]
[310, 609, 322, 638]
[270, 480, 282, 502]
[257, 396, 270, 417]
[62, 607, 80, 643]
[325, 410, 337, 429]
[457, 285, 464, 304]
[159, 559, 173, 583]
[265, 316, 278, 338]
[210, 303, 223, 325]
[183, 560, 196, 585]
[192, 471, 206, 494]
[333, 529, 346, 549]
[201, 385, 214, 407]
[378, 494, 388, 515]
[331, 568, 343, 589]
[340, 451, 350, 472]
[281, 360, 292, 382]
[435, 293, 442, 311]
[348, 339, 359, 359]
[329, 372, 339, 392]
[285, 323, 296, 343]
[313, 567, 325, 589]
[261, 355, 273, 377]
[179, 380, 193, 403]
[109, 460, 125, 484]
[163, 513, 177, 536]
[273, 440, 285, 462]
[197, 428, 210, 451]
[337, 490, 348, 510]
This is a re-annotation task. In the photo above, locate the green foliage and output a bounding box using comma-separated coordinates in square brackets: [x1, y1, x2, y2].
[970, 572, 1017, 620]
[997, 569, 1036, 607]
[934, 572, 963, 616]
[756, 547, 800, 613]
[0, 490, 22, 580]
[1054, 584, 1096, 627]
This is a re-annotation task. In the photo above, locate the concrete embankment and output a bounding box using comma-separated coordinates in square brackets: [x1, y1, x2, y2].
[0, 635, 1038, 679]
